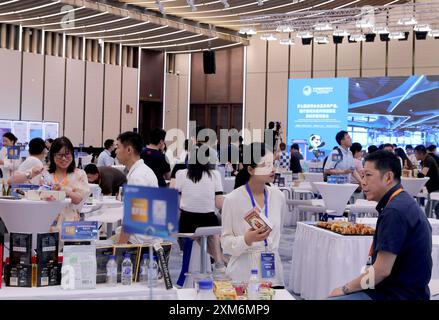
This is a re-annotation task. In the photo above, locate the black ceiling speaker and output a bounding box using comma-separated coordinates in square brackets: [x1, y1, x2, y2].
[380, 33, 390, 41]
[301, 38, 313, 45]
[203, 50, 216, 74]
[399, 31, 410, 41]
[365, 33, 376, 42]
[415, 31, 428, 40]
[333, 35, 344, 44]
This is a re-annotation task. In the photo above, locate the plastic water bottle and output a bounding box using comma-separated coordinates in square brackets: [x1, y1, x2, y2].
[106, 255, 117, 286]
[197, 279, 216, 300]
[247, 269, 260, 300]
[93, 186, 102, 201]
[139, 254, 158, 287]
[121, 253, 133, 285]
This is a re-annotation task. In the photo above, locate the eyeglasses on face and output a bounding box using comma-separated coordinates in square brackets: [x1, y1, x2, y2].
[54, 152, 72, 159]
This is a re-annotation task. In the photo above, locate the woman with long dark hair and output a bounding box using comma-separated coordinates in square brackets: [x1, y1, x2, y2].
[0, 132, 20, 180]
[175, 146, 226, 270]
[221, 142, 286, 287]
[395, 147, 415, 170]
[42, 137, 90, 231]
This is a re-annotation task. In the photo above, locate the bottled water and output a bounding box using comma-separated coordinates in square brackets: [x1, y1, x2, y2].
[197, 279, 216, 300]
[139, 254, 158, 287]
[247, 269, 260, 300]
[121, 253, 133, 285]
[106, 255, 117, 286]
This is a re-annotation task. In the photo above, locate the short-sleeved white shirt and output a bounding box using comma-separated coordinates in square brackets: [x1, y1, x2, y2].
[175, 169, 223, 213]
[126, 159, 158, 187]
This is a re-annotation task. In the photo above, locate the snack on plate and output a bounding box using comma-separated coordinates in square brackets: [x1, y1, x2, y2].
[258, 287, 275, 300]
[214, 281, 237, 300]
[316, 221, 375, 235]
[231, 281, 247, 296]
[216, 287, 238, 300]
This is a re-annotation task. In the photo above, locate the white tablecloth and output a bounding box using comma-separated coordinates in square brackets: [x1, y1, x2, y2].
[312, 182, 359, 216]
[289, 222, 372, 300]
[401, 177, 430, 197]
[0, 283, 177, 300]
[176, 288, 295, 300]
[433, 236, 439, 280]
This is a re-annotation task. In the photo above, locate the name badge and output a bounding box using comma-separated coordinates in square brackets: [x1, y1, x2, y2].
[260, 252, 275, 279]
[332, 153, 341, 162]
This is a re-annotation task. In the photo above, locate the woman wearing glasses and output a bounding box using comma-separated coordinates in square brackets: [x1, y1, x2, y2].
[221, 142, 286, 287]
[42, 137, 90, 231]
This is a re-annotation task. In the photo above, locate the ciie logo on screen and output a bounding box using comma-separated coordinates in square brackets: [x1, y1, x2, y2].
[303, 85, 312, 96]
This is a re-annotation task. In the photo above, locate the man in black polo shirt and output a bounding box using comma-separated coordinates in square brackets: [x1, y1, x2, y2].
[140, 128, 171, 187]
[329, 150, 432, 300]
[427, 145, 439, 166]
[415, 145, 439, 218]
[289, 143, 303, 173]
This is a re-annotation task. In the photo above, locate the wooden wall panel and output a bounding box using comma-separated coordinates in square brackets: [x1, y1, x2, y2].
[0, 49, 21, 119]
[21, 53, 44, 121]
[84, 62, 104, 147]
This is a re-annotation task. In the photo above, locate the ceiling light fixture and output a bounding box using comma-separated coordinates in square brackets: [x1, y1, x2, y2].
[414, 24, 431, 32]
[276, 25, 294, 33]
[186, 0, 197, 11]
[349, 34, 366, 42]
[239, 27, 257, 35]
[315, 36, 329, 44]
[258, 0, 264, 6]
[280, 38, 295, 45]
[388, 31, 405, 40]
[333, 29, 350, 37]
[219, 0, 230, 8]
[297, 31, 313, 39]
[398, 17, 417, 26]
[373, 26, 389, 34]
[260, 33, 277, 41]
[156, 0, 165, 14]
[314, 22, 332, 31]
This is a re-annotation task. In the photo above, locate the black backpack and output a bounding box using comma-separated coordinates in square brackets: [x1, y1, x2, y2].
[323, 147, 343, 182]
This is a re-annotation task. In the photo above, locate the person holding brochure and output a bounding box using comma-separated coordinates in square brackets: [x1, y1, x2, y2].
[221, 142, 286, 287]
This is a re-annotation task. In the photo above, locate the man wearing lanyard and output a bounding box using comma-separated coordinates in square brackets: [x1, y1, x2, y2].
[329, 150, 432, 300]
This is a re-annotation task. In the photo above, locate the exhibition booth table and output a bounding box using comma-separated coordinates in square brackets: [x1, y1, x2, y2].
[176, 288, 295, 300]
[289, 222, 371, 300]
[0, 283, 294, 300]
[401, 177, 430, 197]
[0, 283, 178, 300]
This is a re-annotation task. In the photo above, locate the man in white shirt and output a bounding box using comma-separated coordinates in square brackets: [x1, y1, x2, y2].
[96, 139, 115, 167]
[115, 131, 158, 244]
[8, 137, 47, 185]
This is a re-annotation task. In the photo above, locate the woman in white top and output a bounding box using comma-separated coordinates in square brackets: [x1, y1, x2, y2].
[221, 142, 286, 287]
[0, 132, 21, 181]
[175, 146, 226, 267]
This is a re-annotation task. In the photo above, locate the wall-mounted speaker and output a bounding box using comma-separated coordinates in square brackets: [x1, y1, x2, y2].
[203, 51, 216, 74]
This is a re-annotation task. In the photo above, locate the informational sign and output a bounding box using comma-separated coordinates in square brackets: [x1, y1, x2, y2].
[60, 221, 99, 241]
[43, 122, 59, 140]
[29, 122, 43, 140]
[287, 78, 349, 161]
[6, 146, 20, 160]
[0, 120, 59, 147]
[12, 121, 28, 144]
[123, 185, 179, 241]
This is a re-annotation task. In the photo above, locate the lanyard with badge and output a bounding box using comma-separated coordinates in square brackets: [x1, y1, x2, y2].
[367, 187, 404, 266]
[245, 183, 275, 279]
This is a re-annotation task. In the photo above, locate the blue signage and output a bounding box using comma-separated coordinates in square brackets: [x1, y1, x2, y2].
[61, 221, 99, 241]
[122, 185, 179, 241]
[6, 146, 20, 160]
[287, 78, 349, 160]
